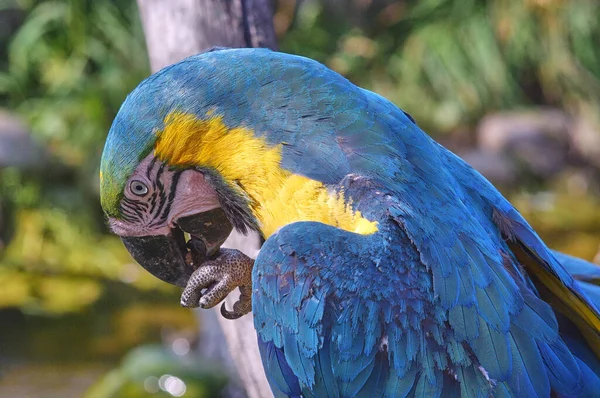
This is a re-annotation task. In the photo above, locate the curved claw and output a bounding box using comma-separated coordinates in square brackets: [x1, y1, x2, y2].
[220, 302, 244, 320]
[220, 287, 252, 319]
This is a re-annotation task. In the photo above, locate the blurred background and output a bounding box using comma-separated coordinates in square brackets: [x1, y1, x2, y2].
[0, 0, 599, 396]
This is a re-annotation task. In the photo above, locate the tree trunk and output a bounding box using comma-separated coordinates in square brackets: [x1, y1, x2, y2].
[135, 1, 277, 397]
[137, 0, 278, 71]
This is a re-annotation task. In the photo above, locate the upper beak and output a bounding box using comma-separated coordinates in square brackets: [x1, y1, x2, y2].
[120, 208, 233, 287]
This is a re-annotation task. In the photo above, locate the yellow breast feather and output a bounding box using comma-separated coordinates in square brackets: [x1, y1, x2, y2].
[154, 111, 378, 238]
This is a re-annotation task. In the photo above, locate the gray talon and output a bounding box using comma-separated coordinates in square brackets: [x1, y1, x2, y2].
[220, 302, 239, 319]
[220, 286, 253, 320]
[180, 248, 254, 318]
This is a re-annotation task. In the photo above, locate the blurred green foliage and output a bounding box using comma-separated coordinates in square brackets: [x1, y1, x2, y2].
[281, 0, 600, 133]
[0, 0, 167, 313]
[85, 345, 228, 398]
[279, 0, 600, 258]
[1, 0, 148, 162]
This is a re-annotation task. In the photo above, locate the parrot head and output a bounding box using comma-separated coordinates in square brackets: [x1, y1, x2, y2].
[100, 47, 379, 287]
[100, 147, 237, 287]
[99, 48, 262, 287]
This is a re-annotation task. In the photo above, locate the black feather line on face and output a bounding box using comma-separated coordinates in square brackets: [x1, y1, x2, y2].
[162, 170, 182, 219]
[196, 167, 260, 236]
[122, 197, 146, 219]
[148, 192, 158, 214]
[150, 170, 183, 228]
[153, 171, 168, 220]
[146, 157, 158, 180]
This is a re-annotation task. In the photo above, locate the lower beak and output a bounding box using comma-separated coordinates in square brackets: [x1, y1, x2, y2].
[121, 227, 191, 287]
[121, 208, 233, 288]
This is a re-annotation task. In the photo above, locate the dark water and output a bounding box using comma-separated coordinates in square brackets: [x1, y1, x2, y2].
[0, 282, 198, 398]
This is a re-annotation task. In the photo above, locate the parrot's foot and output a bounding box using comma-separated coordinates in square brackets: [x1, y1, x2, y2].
[180, 248, 254, 320]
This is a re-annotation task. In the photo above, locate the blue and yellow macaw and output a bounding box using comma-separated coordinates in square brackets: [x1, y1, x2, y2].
[100, 47, 600, 397]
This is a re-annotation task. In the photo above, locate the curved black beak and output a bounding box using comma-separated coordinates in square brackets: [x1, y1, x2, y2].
[121, 227, 191, 287]
[120, 208, 233, 288]
[176, 208, 233, 256]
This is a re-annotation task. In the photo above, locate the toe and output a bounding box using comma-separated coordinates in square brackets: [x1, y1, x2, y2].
[199, 278, 235, 309]
[180, 265, 219, 308]
[181, 287, 202, 308]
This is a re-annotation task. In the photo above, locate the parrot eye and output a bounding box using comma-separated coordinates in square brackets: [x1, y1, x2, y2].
[130, 180, 149, 196]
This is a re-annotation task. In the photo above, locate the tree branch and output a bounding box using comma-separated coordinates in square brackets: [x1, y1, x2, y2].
[137, 0, 277, 70]
[135, 1, 277, 397]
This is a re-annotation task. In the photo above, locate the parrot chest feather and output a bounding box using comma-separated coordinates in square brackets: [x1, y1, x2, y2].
[154, 111, 377, 238]
[257, 174, 378, 238]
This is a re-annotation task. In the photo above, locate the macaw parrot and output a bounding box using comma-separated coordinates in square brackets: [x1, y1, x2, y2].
[99, 47, 600, 397]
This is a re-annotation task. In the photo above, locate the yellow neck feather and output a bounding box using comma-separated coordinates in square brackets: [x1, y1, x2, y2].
[154, 112, 378, 238]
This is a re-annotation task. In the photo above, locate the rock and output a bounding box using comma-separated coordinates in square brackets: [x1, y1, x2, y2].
[594, 247, 600, 265]
[0, 110, 47, 254]
[458, 150, 517, 186]
[477, 109, 572, 177]
[571, 114, 600, 169]
[0, 110, 46, 169]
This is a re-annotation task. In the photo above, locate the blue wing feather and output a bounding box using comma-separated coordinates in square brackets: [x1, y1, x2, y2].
[194, 48, 600, 397]
[258, 337, 302, 398]
[471, 316, 512, 381]
[312, 337, 340, 398]
[456, 367, 492, 398]
[507, 325, 550, 398]
[551, 251, 600, 284]
[106, 48, 600, 395]
[252, 174, 600, 397]
[538, 341, 581, 394]
[384, 366, 417, 398]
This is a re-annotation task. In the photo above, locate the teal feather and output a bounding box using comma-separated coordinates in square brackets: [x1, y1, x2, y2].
[472, 315, 512, 381]
[493, 382, 514, 398]
[338, 354, 376, 397]
[414, 369, 443, 398]
[513, 295, 557, 342]
[507, 326, 550, 397]
[384, 367, 417, 398]
[449, 304, 480, 341]
[456, 366, 492, 398]
[282, 329, 316, 387]
[359, 351, 388, 397]
[475, 284, 510, 331]
[258, 338, 302, 398]
[310, 337, 340, 398]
